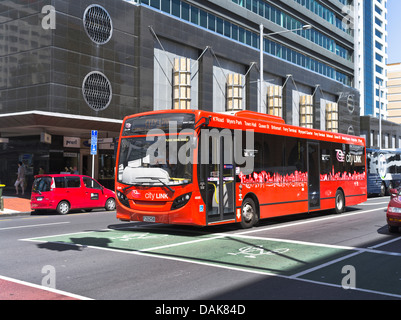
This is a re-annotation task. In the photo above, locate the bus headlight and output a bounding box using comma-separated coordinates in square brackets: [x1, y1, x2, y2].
[171, 192, 192, 210]
[117, 191, 130, 208]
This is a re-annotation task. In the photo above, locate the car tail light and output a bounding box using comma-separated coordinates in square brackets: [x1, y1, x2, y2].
[388, 207, 401, 213]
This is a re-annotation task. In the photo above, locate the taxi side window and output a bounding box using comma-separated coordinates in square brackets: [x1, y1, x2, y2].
[54, 177, 65, 188]
[83, 177, 102, 189]
[66, 176, 80, 188]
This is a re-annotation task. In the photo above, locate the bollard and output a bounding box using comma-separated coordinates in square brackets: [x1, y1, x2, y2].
[0, 184, 4, 211]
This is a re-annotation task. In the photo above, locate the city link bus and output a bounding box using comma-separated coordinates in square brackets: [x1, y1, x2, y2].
[115, 109, 367, 228]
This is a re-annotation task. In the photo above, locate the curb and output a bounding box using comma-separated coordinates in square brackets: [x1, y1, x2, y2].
[0, 211, 32, 218]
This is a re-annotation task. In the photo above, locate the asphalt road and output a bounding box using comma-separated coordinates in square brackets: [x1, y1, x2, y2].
[1, 196, 400, 304]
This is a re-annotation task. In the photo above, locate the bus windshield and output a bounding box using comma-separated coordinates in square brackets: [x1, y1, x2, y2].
[117, 113, 195, 187]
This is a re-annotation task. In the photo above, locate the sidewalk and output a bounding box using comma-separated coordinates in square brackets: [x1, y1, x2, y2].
[0, 190, 32, 217]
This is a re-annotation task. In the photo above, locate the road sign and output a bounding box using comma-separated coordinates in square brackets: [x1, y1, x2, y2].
[90, 144, 97, 155]
[90, 130, 97, 155]
[90, 130, 98, 178]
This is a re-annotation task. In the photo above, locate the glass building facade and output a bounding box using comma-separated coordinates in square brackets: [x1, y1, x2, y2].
[137, 0, 354, 86]
[363, 0, 375, 116]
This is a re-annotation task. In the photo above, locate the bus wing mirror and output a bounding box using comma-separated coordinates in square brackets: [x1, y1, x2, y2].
[195, 116, 210, 130]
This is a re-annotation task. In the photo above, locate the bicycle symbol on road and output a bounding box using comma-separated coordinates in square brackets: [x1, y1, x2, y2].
[227, 245, 289, 259]
[110, 233, 168, 242]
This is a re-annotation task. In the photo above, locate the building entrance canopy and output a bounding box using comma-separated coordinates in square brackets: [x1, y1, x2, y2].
[0, 111, 122, 139]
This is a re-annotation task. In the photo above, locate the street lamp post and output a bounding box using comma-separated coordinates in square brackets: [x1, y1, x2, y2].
[379, 81, 382, 149]
[259, 24, 312, 113]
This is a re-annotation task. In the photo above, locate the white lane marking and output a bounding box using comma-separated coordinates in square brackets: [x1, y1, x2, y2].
[235, 207, 388, 235]
[359, 202, 389, 206]
[0, 275, 92, 300]
[0, 222, 70, 231]
[369, 235, 401, 249]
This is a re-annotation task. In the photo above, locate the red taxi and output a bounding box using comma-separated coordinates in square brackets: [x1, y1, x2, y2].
[31, 174, 115, 214]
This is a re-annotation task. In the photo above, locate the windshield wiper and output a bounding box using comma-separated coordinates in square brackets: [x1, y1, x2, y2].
[122, 184, 139, 192]
[136, 177, 175, 194]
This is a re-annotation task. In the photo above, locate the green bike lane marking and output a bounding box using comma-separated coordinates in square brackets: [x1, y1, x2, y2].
[26, 228, 218, 252]
[27, 229, 353, 276]
[24, 228, 401, 298]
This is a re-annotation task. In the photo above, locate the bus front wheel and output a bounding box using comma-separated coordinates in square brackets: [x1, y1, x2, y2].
[240, 198, 258, 229]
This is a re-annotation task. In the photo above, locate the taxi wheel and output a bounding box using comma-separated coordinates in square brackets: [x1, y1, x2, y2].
[56, 201, 70, 215]
[105, 198, 116, 211]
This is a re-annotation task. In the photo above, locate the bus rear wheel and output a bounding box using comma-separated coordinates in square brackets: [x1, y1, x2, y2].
[240, 198, 258, 229]
[380, 182, 386, 197]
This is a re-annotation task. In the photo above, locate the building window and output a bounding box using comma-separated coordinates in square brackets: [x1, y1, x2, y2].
[326, 103, 338, 133]
[300, 95, 313, 128]
[82, 71, 112, 111]
[226, 73, 243, 111]
[267, 85, 282, 117]
[371, 130, 374, 147]
[173, 58, 191, 109]
[83, 5, 113, 45]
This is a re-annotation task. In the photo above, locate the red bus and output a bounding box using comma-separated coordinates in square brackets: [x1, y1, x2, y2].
[115, 109, 366, 228]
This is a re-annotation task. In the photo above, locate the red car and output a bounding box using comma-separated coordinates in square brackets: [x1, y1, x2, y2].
[386, 189, 401, 232]
[31, 174, 115, 214]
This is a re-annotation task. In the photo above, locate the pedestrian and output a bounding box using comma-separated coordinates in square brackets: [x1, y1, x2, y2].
[39, 166, 45, 174]
[15, 161, 26, 195]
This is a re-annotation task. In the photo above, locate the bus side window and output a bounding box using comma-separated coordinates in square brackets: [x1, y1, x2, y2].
[320, 141, 332, 176]
[237, 131, 257, 175]
[286, 138, 306, 174]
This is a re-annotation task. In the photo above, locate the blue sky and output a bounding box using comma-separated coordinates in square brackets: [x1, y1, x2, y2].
[387, 0, 401, 64]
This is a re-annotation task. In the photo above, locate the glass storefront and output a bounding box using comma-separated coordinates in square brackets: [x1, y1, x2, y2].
[0, 134, 117, 192]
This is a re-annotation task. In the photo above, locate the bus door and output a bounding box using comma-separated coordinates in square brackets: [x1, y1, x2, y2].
[307, 142, 320, 210]
[205, 131, 235, 224]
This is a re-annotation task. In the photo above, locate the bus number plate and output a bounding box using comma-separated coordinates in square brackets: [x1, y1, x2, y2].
[143, 216, 155, 223]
